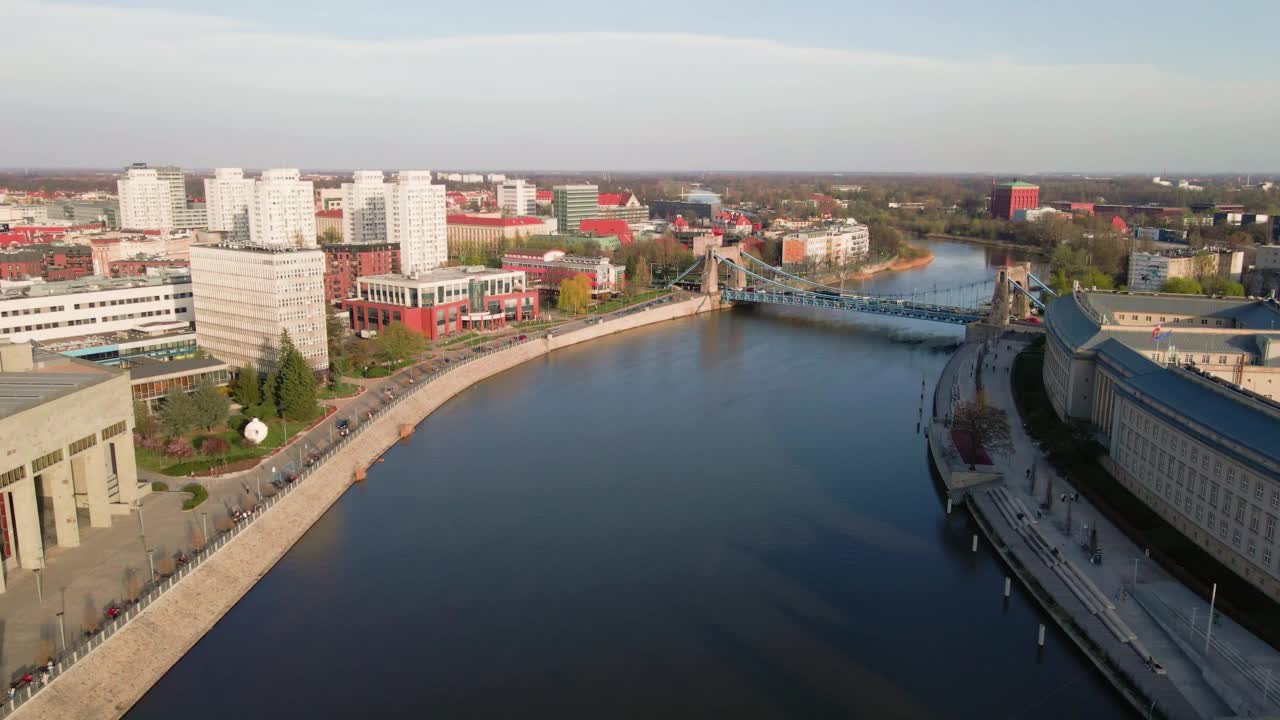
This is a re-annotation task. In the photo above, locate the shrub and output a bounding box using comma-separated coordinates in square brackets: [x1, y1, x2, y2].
[201, 436, 231, 456]
[180, 483, 208, 510]
[150, 481, 169, 492]
[165, 439, 195, 458]
[140, 435, 167, 452]
[364, 367, 390, 378]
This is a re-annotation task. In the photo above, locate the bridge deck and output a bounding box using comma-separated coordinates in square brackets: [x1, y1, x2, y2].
[721, 288, 984, 325]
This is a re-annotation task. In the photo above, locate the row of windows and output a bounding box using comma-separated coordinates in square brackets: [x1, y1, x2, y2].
[1117, 313, 1229, 327]
[102, 421, 128, 440]
[0, 304, 62, 318]
[0, 465, 25, 490]
[69, 433, 97, 456]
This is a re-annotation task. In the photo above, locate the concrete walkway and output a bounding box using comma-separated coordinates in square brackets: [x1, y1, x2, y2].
[969, 338, 1280, 719]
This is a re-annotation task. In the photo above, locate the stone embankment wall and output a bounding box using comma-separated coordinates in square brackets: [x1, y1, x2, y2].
[13, 295, 725, 720]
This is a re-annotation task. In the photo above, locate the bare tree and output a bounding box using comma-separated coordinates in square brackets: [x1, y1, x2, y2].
[952, 397, 1013, 470]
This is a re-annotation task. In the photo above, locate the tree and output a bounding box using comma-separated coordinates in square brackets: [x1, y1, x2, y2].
[318, 227, 343, 245]
[1200, 275, 1245, 297]
[159, 390, 200, 437]
[201, 436, 230, 457]
[1162, 277, 1203, 295]
[631, 257, 652, 292]
[376, 321, 427, 366]
[326, 313, 348, 373]
[275, 331, 319, 421]
[952, 397, 1013, 470]
[232, 364, 261, 407]
[133, 400, 158, 439]
[191, 378, 230, 430]
[261, 369, 280, 418]
[557, 274, 592, 315]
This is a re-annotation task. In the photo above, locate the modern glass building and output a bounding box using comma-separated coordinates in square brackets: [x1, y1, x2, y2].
[553, 184, 599, 233]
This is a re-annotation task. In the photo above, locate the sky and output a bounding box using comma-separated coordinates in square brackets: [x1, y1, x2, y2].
[6, 0, 1280, 173]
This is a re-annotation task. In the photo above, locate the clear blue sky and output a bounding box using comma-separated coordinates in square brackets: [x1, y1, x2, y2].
[10, 0, 1280, 173]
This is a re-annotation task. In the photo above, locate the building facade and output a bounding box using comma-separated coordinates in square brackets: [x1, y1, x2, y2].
[0, 340, 146, 586]
[650, 199, 720, 221]
[497, 179, 537, 217]
[501, 250, 625, 295]
[204, 167, 254, 243]
[129, 357, 230, 412]
[446, 214, 553, 259]
[249, 169, 317, 248]
[1127, 250, 1244, 292]
[989, 181, 1040, 221]
[117, 165, 174, 231]
[1044, 290, 1280, 599]
[341, 170, 388, 244]
[315, 209, 343, 240]
[323, 242, 399, 303]
[596, 192, 648, 222]
[190, 244, 328, 371]
[386, 171, 447, 275]
[1256, 245, 1280, 270]
[554, 184, 599, 233]
[0, 271, 193, 344]
[44, 199, 120, 229]
[343, 267, 538, 340]
[781, 221, 870, 266]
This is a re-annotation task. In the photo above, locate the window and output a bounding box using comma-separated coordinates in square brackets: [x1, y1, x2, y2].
[1251, 513, 1261, 533]
[1208, 513, 1217, 531]
[1220, 523, 1229, 539]
[1267, 516, 1276, 542]
[1237, 504, 1246, 523]
[101, 420, 127, 440]
[1234, 530, 1242, 548]
[1210, 484, 1219, 508]
[69, 433, 97, 456]
[1256, 483, 1265, 502]
[1265, 548, 1273, 566]
[0, 465, 25, 489]
[1248, 540, 1257, 557]
[32, 449, 63, 473]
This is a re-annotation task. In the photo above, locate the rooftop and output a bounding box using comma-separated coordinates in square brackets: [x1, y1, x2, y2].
[446, 214, 546, 227]
[359, 266, 524, 287]
[0, 270, 191, 301]
[0, 344, 115, 419]
[128, 356, 228, 382]
[998, 181, 1040, 189]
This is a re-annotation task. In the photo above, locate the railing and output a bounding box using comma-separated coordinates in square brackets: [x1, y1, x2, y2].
[0, 333, 543, 718]
[721, 288, 983, 325]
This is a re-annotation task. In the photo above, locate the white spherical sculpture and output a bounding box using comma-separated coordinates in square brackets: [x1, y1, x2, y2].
[243, 417, 269, 445]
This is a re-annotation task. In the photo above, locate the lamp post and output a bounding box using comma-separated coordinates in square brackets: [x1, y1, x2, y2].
[146, 549, 155, 581]
[55, 611, 66, 652]
[1205, 583, 1217, 654]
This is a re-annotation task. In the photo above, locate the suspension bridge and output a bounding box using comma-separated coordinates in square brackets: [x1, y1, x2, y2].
[668, 246, 1056, 327]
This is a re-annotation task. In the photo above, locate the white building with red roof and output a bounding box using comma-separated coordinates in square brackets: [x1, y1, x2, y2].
[446, 214, 556, 259]
[597, 191, 648, 222]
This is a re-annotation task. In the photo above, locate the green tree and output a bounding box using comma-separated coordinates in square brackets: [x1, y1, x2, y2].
[1200, 275, 1245, 297]
[326, 312, 348, 373]
[631, 257, 652, 292]
[376, 321, 427, 366]
[557, 274, 592, 315]
[1162, 277, 1203, 295]
[232, 364, 261, 407]
[261, 368, 280, 418]
[159, 389, 199, 437]
[276, 331, 319, 421]
[191, 378, 230, 430]
[318, 227, 343, 245]
[133, 400, 158, 439]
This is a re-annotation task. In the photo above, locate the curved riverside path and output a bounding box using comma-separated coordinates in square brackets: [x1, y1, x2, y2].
[10, 294, 726, 720]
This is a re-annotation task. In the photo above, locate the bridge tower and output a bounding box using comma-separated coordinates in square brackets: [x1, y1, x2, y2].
[987, 262, 1033, 326]
[701, 246, 747, 294]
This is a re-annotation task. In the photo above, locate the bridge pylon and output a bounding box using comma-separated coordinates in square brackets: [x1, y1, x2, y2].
[987, 262, 1034, 326]
[701, 246, 747, 294]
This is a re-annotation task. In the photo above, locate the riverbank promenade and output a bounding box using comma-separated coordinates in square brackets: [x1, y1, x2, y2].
[956, 338, 1280, 719]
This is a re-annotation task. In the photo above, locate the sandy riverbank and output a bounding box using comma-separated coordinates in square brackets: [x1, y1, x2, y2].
[11, 295, 728, 720]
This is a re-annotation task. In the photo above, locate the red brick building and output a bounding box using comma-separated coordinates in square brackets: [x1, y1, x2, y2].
[323, 242, 400, 304]
[342, 267, 539, 340]
[109, 258, 190, 278]
[0, 244, 94, 281]
[989, 181, 1040, 220]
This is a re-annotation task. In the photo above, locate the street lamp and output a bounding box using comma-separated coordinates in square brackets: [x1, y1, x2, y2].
[146, 549, 155, 581]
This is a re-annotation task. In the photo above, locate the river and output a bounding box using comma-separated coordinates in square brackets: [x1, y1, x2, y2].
[126, 239, 1130, 719]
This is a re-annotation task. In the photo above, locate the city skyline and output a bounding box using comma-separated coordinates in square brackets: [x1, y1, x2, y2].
[9, 0, 1280, 173]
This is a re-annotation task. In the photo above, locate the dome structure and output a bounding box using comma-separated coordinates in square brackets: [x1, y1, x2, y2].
[243, 417, 269, 445]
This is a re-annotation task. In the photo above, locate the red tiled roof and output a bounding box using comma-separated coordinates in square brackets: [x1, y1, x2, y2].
[672, 215, 689, 229]
[580, 218, 634, 245]
[1111, 216, 1129, 232]
[597, 193, 623, 206]
[446, 214, 545, 227]
[536, 190, 554, 201]
[316, 209, 343, 218]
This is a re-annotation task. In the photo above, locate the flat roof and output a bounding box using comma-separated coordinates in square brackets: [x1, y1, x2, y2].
[0, 349, 115, 419]
[128, 357, 228, 381]
[0, 270, 191, 301]
[359, 267, 523, 287]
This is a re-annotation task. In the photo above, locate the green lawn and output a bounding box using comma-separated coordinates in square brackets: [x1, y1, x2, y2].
[318, 382, 360, 399]
[1012, 337, 1280, 650]
[135, 415, 314, 477]
[585, 290, 670, 315]
[438, 333, 480, 348]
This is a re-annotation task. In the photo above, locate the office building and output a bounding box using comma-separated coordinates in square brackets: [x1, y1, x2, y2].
[129, 357, 230, 413]
[650, 198, 720, 221]
[1126, 250, 1243, 292]
[190, 244, 328, 371]
[0, 339, 147, 588]
[596, 192, 649, 222]
[781, 221, 870, 266]
[1044, 291, 1280, 598]
[501, 250, 625, 296]
[341, 171, 388, 244]
[386, 171, 447, 275]
[117, 165, 174, 231]
[989, 181, 1040, 221]
[554, 184, 599, 233]
[446, 214, 555, 260]
[343, 266, 538, 340]
[41, 324, 198, 367]
[497, 179, 537, 217]
[323, 242, 399, 303]
[204, 168, 255, 243]
[0, 270, 193, 344]
[249, 169, 316, 248]
[44, 199, 120, 229]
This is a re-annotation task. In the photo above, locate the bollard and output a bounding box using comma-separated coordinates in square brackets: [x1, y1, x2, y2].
[946, 498, 952, 515]
[1038, 624, 1046, 647]
[971, 534, 978, 552]
[1004, 577, 1012, 597]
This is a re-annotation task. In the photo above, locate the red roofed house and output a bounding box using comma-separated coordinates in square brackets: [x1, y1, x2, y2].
[597, 191, 648, 222]
[579, 218, 634, 245]
[446, 192, 469, 210]
[502, 249, 626, 296]
[1111, 216, 1129, 233]
[446, 214, 555, 260]
[316, 209, 343, 240]
[672, 215, 689, 230]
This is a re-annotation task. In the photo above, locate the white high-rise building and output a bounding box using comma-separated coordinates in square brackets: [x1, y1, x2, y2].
[341, 170, 388, 244]
[190, 244, 329, 372]
[117, 165, 175, 231]
[497, 179, 537, 217]
[204, 168, 255, 242]
[249, 169, 317, 247]
[386, 171, 447, 275]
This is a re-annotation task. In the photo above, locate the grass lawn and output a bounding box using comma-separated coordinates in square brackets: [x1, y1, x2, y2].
[438, 332, 480, 348]
[135, 414, 316, 477]
[586, 289, 669, 315]
[318, 382, 360, 399]
[1012, 337, 1280, 650]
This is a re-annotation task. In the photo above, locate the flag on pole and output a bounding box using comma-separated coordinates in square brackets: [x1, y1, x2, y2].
[1154, 329, 1173, 342]
[1151, 324, 1162, 339]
